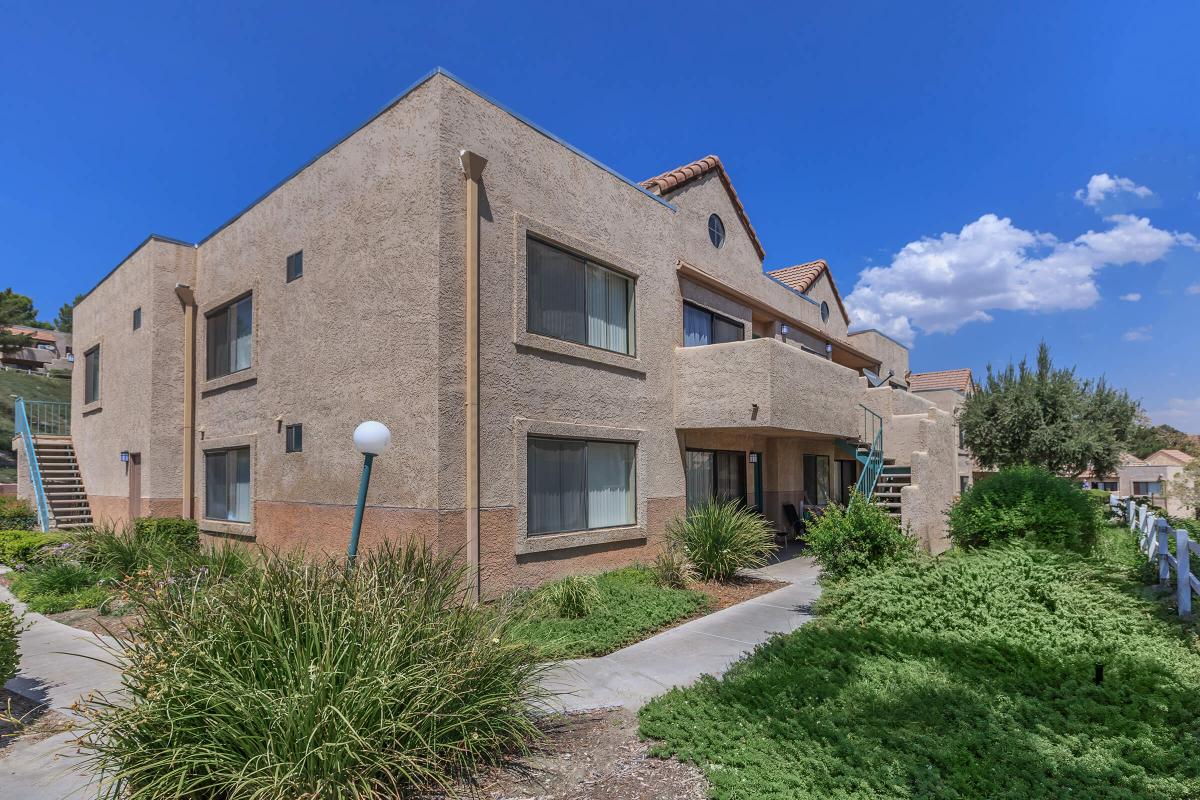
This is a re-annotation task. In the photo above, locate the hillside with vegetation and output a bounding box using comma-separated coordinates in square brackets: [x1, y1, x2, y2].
[1129, 422, 1200, 460]
[0, 368, 71, 483]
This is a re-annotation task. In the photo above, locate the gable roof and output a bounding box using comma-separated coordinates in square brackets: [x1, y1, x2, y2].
[908, 368, 975, 394]
[766, 259, 851, 324]
[1147, 449, 1195, 465]
[641, 155, 766, 261]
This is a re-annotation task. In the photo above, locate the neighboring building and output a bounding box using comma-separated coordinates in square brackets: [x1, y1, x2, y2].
[1, 325, 72, 372]
[1089, 449, 1196, 517]
[907, 368, 979, 495]
[23, 70, 961, 593]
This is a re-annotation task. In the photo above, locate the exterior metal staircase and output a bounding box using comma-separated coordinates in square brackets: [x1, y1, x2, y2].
[873, 465, 909, 520]
[834, 404, 885, 502]
[14, 397, 92, 531]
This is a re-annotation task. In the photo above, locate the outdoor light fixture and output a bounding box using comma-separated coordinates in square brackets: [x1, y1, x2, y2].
[120, 451, 129, 463]
[780, 324, 790, 335]
[348, 420, 391, 564]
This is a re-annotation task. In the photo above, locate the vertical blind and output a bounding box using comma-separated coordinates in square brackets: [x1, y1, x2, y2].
[685, 449, 747, 509]
[205, 448, 251, 522]
[528, 437, 635, 535]
[682, 302, 744, 347]
[684, 450, 715, 510]
[527, 238, 632, 355]
[207, 296, 253, 379]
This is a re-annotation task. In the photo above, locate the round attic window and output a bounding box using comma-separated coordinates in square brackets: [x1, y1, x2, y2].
[820, 301, 830, 323]
[708, 214, 725, 248]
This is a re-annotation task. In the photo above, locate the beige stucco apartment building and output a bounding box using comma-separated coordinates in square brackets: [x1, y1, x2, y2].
[51, 69, 961, 593]
[907, 368, 981, 494]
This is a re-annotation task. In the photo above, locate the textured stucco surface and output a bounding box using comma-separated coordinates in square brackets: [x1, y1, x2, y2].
[68, 71, 959, 587]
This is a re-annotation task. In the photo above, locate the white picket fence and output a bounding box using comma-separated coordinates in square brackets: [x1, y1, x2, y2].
[1110, 493, 1199, 617]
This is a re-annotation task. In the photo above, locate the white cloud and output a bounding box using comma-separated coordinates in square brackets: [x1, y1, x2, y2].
[845, 213, 1194, 345]
[1188, 283, 1200, 295]
[1122, 325, 1152, 342]
[1148, 397, 1200, 433]
[1074, 173, 1154, 207]
[1119, 293, 1141, 302]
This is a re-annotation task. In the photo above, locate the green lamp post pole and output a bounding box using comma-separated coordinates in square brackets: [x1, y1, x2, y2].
[348, 420, 391, 565]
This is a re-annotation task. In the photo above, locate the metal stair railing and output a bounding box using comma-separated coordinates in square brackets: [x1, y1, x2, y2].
[13, 397, 52, 532]
[855, 404, 885, 501]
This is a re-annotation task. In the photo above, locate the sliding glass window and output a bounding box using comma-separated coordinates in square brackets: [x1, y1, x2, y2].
[683, 302, 744, 347]
[527, 238, 633, 355]
[803, 453, 830, 505]
[685, 449, 747, 510]
[528, 436, 636, 535]
[206, 295, 253, 380]
[204, 447, 251, 523]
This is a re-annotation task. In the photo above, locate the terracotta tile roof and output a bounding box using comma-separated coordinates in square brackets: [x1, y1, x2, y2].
[907, 368, 975, 393]
[1150, 449, 1195, 464]
[3, 325, 57, 344]
[641, 155, 766, 261]
[766, 260, 851, 324]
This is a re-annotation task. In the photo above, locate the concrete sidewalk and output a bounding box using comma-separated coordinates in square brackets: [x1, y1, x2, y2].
[542, 555, 821, 712]
[1, 572, 123, 800]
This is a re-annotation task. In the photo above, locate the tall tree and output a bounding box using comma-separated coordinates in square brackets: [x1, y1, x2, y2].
[54, 293, 86, 333]
[0, 288, 37, 352]
[960, 342, 1140, 478]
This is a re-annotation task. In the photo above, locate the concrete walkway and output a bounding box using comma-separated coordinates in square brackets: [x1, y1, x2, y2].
[1, 571, 123, 800]
[542, 555, 821, 711]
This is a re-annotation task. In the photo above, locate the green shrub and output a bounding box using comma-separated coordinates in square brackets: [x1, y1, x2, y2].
[74, 522, 200, 576]
[666, 499, 776, 581]
[132, 516, 199, 552]
[0, 601, 18, 684]
[1084, 488, 1114, 514]
[0, 498, 38, 531]
[511, 567, 710, 658]
[8, 560, 114, 614]
[651, 547, 696, 589]
[805, 491, 916, 580]
[0, 529, 65, 565]
[949, 465, 1097, 551]
[536, 574, 601, 619]
[80, 540, 544, 799]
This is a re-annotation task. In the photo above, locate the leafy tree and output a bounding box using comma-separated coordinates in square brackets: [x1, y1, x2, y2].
[960, 342, 1139, 478]
[0, 288, 37, 352]
[1127, 422, 1200, 460]
[54, 293, 86, 333]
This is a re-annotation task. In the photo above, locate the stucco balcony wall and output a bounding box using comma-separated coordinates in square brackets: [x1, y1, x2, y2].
[674, 337, 862, 438]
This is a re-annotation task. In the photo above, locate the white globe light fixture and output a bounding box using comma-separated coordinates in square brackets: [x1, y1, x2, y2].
[353, 420, 392, 456]
[348, 420, 392, 564]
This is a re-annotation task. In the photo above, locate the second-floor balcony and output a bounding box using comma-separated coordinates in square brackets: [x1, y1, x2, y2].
[674, 337, 863, 438]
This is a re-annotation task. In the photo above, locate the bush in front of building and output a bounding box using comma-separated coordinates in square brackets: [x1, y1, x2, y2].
[0, 497, 37, 531]
[132, 516, 199, 553]
[949, 465, 1098, 552]
[0, 529, 65, 566]
[8, 560, 111, 614]
[804, 491, 917, 581]
[666, 499, 776, 581]
[79, 540, 546, 799]
[650, 547, 697, 589]
[534, 574, 601, 619]
[0, 601, 18, 685]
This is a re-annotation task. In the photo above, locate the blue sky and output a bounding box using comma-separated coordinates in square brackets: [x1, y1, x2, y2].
[3, 2, 1198, 429]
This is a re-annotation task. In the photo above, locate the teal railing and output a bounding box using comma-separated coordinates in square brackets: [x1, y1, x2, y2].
[13, 397, 52, 532]
[22, 399, 71, 437]
[835, 404, 885, 501]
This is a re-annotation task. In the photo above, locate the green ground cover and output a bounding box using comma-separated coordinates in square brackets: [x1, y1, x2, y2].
[511, 567, 711, 659]
[0, 369, 71, 483]
[640, 524, 1200, 799]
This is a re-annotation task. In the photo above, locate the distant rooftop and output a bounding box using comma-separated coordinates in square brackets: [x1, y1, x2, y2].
[908, 368, 974, 393]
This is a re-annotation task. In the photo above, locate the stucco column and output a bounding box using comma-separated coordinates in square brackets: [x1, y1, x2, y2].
[460, 149, 487, 602]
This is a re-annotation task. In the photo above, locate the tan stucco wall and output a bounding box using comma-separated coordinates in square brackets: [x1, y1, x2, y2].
[847, 329, 909, 381]
[72, 238, 194, 528]
[69, 71, 961, 589]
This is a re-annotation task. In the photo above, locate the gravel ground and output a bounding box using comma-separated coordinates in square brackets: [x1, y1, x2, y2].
[469, 709, 708, 800]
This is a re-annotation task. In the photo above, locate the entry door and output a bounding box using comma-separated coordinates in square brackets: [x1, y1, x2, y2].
[837, 459, 859, 504]
[128, 453, 142, 520]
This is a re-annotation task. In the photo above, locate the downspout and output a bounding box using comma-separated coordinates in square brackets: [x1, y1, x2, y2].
[460, 150, 487, 603]
[175, 284, 197, 519]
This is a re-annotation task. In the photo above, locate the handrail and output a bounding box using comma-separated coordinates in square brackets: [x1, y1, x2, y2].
[13, 397, 52, 532]
[855, 404, 885, 500]
[23, 400, 71, 436]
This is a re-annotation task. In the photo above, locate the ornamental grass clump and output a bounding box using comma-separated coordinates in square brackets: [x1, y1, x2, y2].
[666, 499, 776, 581]
[536, 574, 602, 618]
[80, 540, 546, 800]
